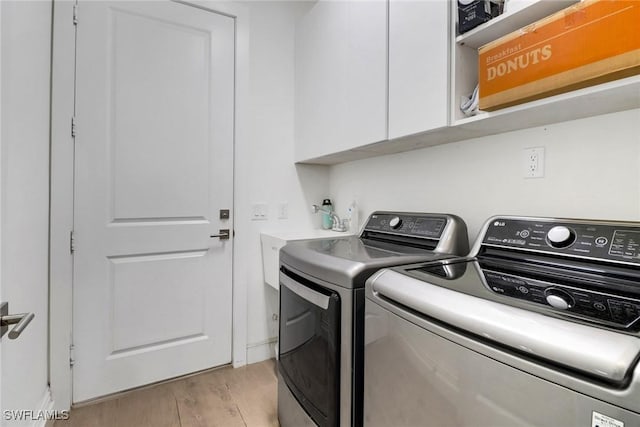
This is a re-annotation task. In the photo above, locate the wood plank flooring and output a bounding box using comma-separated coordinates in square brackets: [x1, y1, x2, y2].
[56, 359, 279, 427]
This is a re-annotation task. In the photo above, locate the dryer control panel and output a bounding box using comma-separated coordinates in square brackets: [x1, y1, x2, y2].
[482, 269, 640, 329]
[476, 216, 640, 330]
[364, 213, 447, 239]
[361, 212, 469, 256]
[481, 218, 640, 264]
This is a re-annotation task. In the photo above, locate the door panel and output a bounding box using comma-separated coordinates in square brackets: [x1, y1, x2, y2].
[110, 8, 211, 220]
[73, 1, 234, 402]
[294, 0, 387, 161]
[109, 251, 208, 352]
[388, 0, 449, 139]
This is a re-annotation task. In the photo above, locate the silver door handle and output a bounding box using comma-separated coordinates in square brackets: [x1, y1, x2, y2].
[210, 229, 230, 240]
[280, 273, 330, 309]
[1, 302, 35, 340]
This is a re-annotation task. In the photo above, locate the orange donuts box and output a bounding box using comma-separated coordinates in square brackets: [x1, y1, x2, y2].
[478, 0, 640, 111]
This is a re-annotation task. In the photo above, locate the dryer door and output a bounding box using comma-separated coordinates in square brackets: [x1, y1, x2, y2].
[279, 269, 341, 427]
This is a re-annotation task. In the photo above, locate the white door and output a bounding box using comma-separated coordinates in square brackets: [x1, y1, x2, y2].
[73, 1, 235, 402]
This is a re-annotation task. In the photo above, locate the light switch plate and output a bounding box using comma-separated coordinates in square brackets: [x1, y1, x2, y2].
[251, 203, 268, 220]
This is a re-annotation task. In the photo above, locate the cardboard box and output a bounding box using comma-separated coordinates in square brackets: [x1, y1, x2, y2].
[478, 0, 640, 111]
[459, 0, 499, 34]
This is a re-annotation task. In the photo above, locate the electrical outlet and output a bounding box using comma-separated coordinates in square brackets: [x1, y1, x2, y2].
[524, 147, 545, 178]
[251, 203, 268, 220]
[278, 202, 288, 219]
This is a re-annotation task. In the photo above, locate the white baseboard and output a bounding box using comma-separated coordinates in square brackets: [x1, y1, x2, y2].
[34, 387, 55, 427]
[246, 338, 277, 364]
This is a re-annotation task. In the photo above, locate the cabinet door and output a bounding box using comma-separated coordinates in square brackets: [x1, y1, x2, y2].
[295, 0, 387, 162]
[388, 0, 449, 139]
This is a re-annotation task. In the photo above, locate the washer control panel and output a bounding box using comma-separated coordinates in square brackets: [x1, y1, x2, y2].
[364, 213, 447, 239]
[483, 270, 640, 328]
[482, 218, 640, 264]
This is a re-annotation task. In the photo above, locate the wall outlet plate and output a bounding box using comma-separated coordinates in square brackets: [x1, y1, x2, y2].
[524, 146, 545, 178]
[277, 202, 288, 219]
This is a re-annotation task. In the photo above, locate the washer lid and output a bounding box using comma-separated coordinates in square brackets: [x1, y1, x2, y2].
[280, 236, 455, 289]
[368, 268, 640, 385]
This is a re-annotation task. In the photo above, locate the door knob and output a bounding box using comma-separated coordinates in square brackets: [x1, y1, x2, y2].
[1, 302, 35, 340]
[210, 229, 230, 240]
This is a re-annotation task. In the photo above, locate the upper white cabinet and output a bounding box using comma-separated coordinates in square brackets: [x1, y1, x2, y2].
[295, 0, 450, 161]
[295, 0, 388, 162]
[388, 0, 449, 139]
[296, 0, 639, 165]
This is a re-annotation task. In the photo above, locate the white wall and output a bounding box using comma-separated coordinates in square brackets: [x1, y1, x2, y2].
[234, 1, 330, 363]
[237, 4, 640, 366]
[329, 109, 640, 243]
[1, 0, 52, 421]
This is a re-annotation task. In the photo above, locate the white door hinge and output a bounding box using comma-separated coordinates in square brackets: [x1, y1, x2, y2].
[70, 344, 76, 367]
[73, 4, 78, 26]
[71, 116, 77, 138]
[70, 230, 76, 254]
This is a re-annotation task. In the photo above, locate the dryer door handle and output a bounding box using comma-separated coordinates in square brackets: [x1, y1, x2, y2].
[280, 273, 330, 310]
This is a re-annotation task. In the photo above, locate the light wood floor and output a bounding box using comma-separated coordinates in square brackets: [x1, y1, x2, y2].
[56, 359, 279, 427]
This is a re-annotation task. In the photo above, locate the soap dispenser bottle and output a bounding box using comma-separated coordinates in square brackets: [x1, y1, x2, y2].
[321, 199, 333, 230]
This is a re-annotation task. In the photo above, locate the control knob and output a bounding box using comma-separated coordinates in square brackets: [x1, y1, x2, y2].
[544, 288, 574, 310]
[546, 226, 576, 248]
[389, 216, 403, 229]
